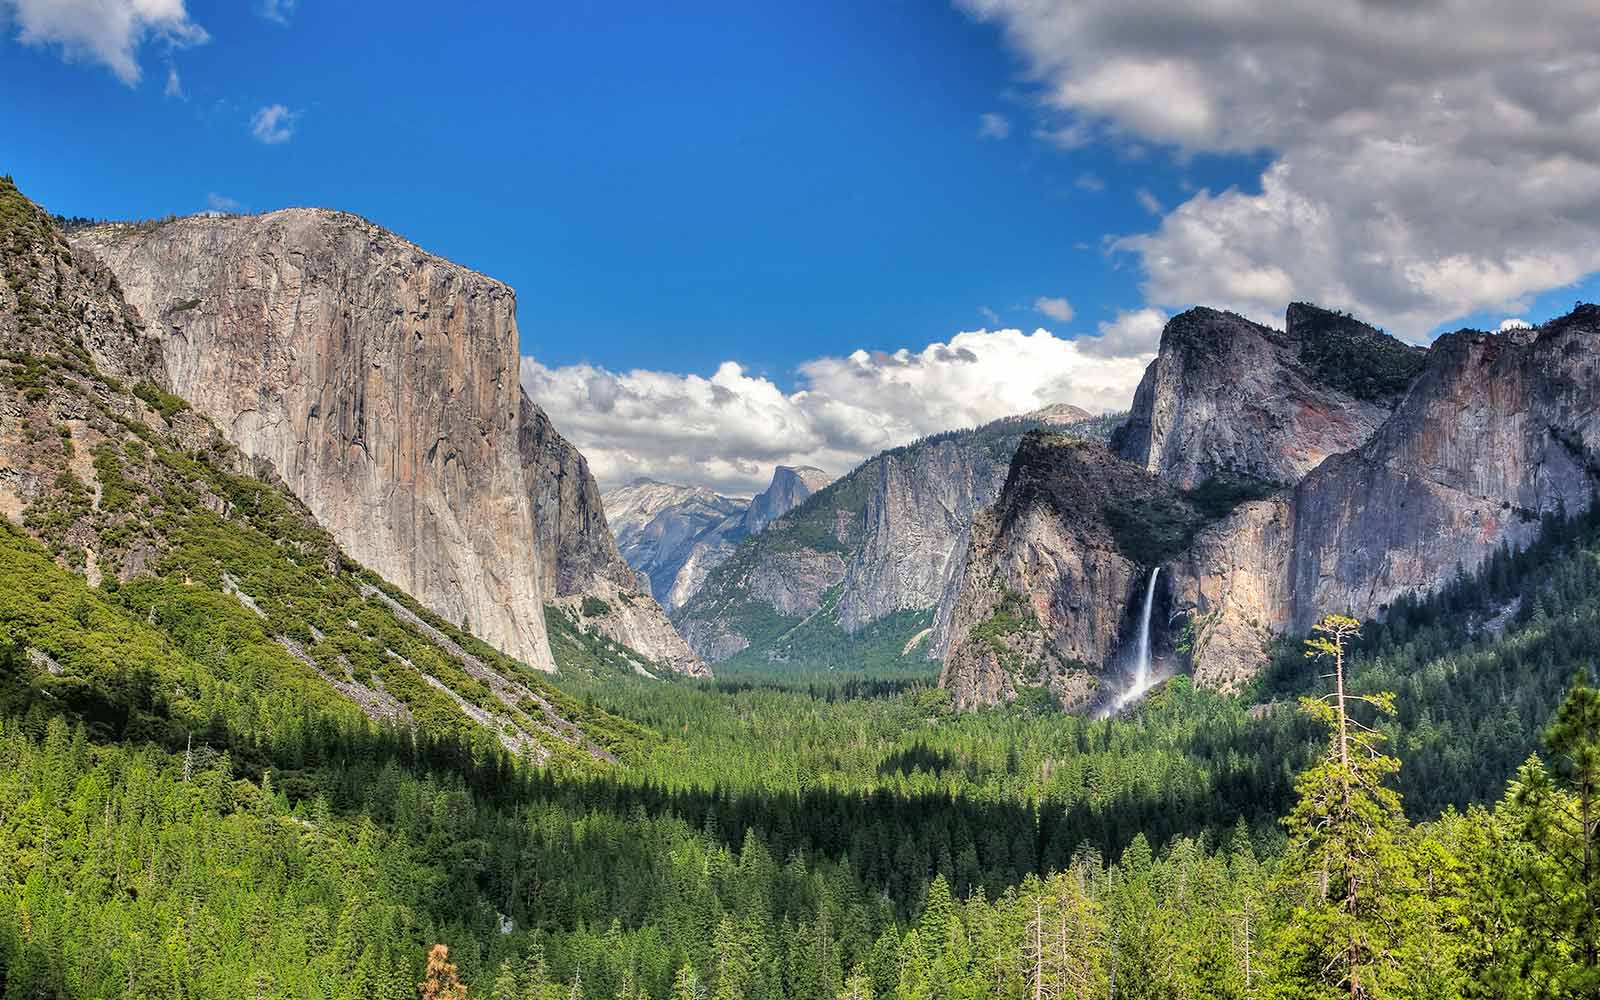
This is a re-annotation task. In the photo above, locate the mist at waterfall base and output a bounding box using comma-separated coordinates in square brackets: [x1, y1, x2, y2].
[1096, 567, 1164, 719]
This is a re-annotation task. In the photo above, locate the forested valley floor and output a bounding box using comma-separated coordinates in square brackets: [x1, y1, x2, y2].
[4, 493, 1600, 998]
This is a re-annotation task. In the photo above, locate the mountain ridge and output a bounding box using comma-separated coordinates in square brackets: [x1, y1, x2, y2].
[72, 207, 705, 677]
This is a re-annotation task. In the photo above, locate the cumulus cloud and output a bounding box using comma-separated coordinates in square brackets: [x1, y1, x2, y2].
[522, 327, 1152, 494]
[1078, 308, 1167, 359]
[2, 0, 208, 85]
[1499, 317, 1532, 331]
[958, 0, 1600, 338]
[1033, 296, 1074, 322]
[250, 104, 297, 144]
[977, 112, 1011, 140]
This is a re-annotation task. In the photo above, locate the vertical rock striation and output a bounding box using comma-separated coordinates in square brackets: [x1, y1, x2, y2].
[75, 210, 702, 675]
[943, 302, 1600, 708]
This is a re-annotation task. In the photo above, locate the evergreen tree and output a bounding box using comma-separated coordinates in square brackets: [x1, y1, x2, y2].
[1270, 616, 1412, 1000]
[1507, 673, 1600, 998]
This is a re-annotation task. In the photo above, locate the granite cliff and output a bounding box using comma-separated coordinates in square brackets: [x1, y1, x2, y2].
[675, 406, 1095, 667]
[940, 302, 1600, 707]
[0, 177, 635, 759]
[937, 433, 1187, 710]
[744, 465, 831, 533]
[602, 479, 750, 611]
[74, 208, 702, 676]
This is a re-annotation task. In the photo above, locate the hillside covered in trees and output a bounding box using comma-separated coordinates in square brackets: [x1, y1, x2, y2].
[4, 174, 1600, 1000]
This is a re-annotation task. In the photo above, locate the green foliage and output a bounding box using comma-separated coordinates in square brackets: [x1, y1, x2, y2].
[132, 379, 190, 422]
[1103, 491, 1203, 565]
[1291, 303, 1428, 402]
[1184, 471, 1281, 518]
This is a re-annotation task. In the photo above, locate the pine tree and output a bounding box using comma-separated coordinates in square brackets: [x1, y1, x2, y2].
[670, 963, 705, 1000]
[1509, 673, 1600, 998]
[1270, 615, 1412, 1000]
[837, 963, 876, 1000]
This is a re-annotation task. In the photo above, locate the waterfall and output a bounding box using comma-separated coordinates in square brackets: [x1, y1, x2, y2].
[1114, 566, 1162, 711]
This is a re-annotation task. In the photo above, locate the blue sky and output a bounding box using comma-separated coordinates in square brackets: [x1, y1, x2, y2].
[5, 1, 1600, 491]
[3, 1, 1168, 378]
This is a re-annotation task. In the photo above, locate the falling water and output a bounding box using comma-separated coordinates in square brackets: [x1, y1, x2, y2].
[1114, 566, 1162, 711]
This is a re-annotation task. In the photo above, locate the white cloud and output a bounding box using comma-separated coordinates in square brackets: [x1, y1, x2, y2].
[958, 0, 1600, 338]
[206, 192, 241, 212]
[1079, 308, 1167, 359]
[977, 112, 1011, 140]
[162, 62, 182, 98]
[1074, 173, 1106, 193]
[2, 0, 208, 85]
[978, 306, 1000, 325]
[257, 0, 296, 24]
[1133, 187, 1162, 215]
[521, 327, 1150, 494]
[1033, 295, 1074, 322]
[1499, 317, 1532, 331]
[250, 104, 297, 144]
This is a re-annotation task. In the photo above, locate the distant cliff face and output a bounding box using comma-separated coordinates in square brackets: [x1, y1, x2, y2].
[75, 210, 702, 676]
[1289, 313, 1600, 624]
[1113, 304, 1423, 489]
[944, 303, 1600, 708]
[744, 465, 832, 533]
[676, 407, 1095, 666]
[520, 401, 708, 676]
[937, 434, 1188, 710]
[603, 479, 749, 611]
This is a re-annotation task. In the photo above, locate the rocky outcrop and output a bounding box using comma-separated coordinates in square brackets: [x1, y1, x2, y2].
[75, 209, 701, 676]
[1113, 304, 1423, 489]
[946, 303, 1600, 707]
[0, 179, 639, 756]
[603, 479, 749, 610]
[937, 433, 1189, 710]
[675, 408, 1100, 665]
[1287, 313, 1600, 626]
[519, 399, 707, 676]
[744, 465, 832, 533]
[1170, 311, 1600, 686]
[836, 434, 1015, 632]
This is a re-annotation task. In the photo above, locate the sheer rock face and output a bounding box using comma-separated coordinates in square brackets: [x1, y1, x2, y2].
[749, 549, 848, 616]
[1177, 312, 1600, 685]
[602, 479, 749, 611]
[675, 409, 1093, 664]
[519, 399, 707, 676]
[1168, 498, 1297, 691]
[946, 304, 1600, 708]
[744, 465, 831, 533]
[1287, 314, 1600, 627]
[1113, 304, 1421, 489]
[74, 210, 701, 676]
[938, 435, 1177, 711]
[836, 436, 1013, 634]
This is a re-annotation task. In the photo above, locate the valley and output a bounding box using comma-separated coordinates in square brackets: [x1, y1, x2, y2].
[3, 171, 1599, 1000]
